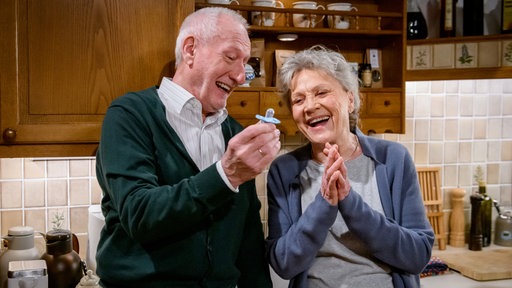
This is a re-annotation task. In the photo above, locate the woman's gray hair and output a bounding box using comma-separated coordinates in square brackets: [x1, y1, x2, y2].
[278, 45, 361, 131]
[175, 7, 249, 66]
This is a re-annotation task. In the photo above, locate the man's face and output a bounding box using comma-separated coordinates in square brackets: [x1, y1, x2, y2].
[189, 22, 251, 116]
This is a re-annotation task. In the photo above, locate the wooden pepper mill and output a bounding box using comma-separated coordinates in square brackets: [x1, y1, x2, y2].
[449, 188, 466, 247]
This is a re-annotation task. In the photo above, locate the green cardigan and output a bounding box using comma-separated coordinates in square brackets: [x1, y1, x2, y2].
[95, 87, 272, 288]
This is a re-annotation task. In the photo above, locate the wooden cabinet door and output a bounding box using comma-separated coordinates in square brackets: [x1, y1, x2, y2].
[0, 0, 192, 156]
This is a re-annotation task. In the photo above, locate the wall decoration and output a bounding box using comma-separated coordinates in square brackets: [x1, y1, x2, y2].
[456, 43, 477, 68]
[412, 45, 431, 69]
[503, 40, 512, 66]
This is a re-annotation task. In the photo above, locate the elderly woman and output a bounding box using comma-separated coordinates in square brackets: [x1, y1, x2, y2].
[266, 46, 434, 288]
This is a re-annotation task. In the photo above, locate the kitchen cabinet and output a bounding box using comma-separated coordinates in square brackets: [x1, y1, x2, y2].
[229, 88, 402, 135]
[406, 34, 512, 81]
[199, 0, 407, 135]
[0, 0, 189, 157]
[227, 88, 300, 135]
[0, 0, 406, 157]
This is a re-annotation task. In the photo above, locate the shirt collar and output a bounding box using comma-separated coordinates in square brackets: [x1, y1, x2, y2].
[157, 77, 228, 124]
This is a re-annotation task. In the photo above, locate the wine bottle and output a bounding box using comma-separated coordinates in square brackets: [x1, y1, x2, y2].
[440, 0, 456, 37]
[463, 0, 484, 36]
[407, 0, 428, 40]
[469, 193, 484, 251]
[478, 182, 493, 247]
[504, 0, 512, 33]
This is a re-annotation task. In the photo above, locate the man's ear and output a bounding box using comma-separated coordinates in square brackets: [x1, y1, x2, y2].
[182, 36, 196, 65]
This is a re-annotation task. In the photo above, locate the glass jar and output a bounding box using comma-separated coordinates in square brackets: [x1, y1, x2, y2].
[359, 64, 372, 88]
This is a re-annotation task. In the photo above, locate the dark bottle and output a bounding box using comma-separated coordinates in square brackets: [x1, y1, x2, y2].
[478, 182, 493, 247]
[469, 193, 484, 251]
[463, 0, 484, 36]
[440, 0, 456, 37]
[503, 0, 512, 33]
[407, 0, 428, 40]
[41, 229, 83, 288]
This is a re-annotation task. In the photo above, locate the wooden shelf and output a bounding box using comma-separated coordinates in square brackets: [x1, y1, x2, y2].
[196, 3, 403, 36]
[407, 34, 512, 45]
[406, 67, 512, 81]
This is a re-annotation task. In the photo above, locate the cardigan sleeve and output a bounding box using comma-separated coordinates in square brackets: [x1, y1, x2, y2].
[266, 156, 338, 280]
[338, 143, 434, 274]
[96, 93, 235, 244]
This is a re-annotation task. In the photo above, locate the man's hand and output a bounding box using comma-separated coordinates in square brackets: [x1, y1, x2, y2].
[221, 123, 281, 188]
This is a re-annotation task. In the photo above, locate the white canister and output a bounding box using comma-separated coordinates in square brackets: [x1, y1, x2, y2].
[7, 260, 47, 288]
[87, 205, 105, 274]
[1, 227, 41, 288]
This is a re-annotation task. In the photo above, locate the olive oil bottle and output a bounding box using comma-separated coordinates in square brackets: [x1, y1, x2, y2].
[478, 181, 493, 247]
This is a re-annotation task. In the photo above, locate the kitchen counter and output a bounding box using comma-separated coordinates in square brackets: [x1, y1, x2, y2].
[421, 271, 512, 288]
[421, 244, 512, 288]
[271, 244, 512, 288]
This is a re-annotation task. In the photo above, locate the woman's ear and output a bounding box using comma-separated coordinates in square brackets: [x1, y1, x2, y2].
[347, 91, 355, 113]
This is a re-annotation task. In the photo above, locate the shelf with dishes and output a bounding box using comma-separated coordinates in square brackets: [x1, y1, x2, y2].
[197, 0, 406, 134]
[195, 3, 403, 36]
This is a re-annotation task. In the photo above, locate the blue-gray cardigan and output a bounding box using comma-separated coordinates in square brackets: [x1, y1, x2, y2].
[266, 129, 434, 288]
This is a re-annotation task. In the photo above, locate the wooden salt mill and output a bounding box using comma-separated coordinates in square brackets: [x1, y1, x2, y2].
[449, 188, 466, 247]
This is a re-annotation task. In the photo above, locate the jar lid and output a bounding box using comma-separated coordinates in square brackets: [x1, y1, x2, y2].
[45, 229, 72, 243]
[360, 63, 371, 70]
[8, 226, 34, 237]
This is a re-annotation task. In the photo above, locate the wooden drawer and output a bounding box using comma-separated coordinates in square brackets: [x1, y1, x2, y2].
[363, 92, 401, 115]
[227, 91, 259, 116]
[359, 117, 402, 134]
[277, 118, 300, 136]
[259, 92, 291, 118]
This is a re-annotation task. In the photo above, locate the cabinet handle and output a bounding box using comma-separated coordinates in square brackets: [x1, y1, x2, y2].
[384, 100, 391, 106]
[278, 101, 283, 108]
[2, 128, 17, 143]
[240, 100, 247, 107]
[384, 129, 393, 133]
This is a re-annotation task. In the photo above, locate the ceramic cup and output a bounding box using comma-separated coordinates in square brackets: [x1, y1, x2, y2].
[251, 0, 284, 27]
[327, 3, 358, 29]
[241, 64, 256, 87]
[292, 1, 325, 28]
[207, 0, 239, 4]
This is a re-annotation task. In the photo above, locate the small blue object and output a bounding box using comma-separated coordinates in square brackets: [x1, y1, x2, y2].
[256, 108, 280, 124]
[256, 114, 280, 124]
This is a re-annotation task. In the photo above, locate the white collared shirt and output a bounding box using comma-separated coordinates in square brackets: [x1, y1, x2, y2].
[157, 77, 237, 191]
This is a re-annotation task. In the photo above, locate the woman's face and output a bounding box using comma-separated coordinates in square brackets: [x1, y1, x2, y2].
[289, 69, 354, 146]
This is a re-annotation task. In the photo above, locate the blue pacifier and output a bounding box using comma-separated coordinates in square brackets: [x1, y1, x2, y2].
[256, 108, 280, 124]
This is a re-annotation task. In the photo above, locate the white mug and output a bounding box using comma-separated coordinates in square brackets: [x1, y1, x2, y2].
[327, 2, 358, 29]
[207, 0, 240, 4]
[251, 0, 284, 27]
[292, 1, 326, 28]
